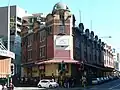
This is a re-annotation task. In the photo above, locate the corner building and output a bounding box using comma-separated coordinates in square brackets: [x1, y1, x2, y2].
[21, 2, 79, 80]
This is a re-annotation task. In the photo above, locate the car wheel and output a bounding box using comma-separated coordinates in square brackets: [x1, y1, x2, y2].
[49, 85, 52, 88]
[38, 85, 42, 88]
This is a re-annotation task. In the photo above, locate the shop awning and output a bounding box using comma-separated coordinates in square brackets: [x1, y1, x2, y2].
[21, 61, 35, 67]
[0, 58, 11, 78]
[0, 74, 7, 78]
[36, 59, 79, 64]
[84, 63, 103, 69]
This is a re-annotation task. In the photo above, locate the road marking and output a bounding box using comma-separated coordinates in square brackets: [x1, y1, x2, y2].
[109, 83, 120, 89]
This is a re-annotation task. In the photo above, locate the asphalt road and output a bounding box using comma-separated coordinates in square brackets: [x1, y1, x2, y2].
[89, 78, 120, 90]
[14, 79, 120, 90]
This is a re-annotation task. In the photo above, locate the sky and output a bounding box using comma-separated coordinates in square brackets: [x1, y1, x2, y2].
[0, 0, 120, 52]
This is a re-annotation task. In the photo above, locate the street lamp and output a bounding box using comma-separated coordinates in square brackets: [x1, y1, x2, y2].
[7, 0, 11, 51]
[7, 0, 11, 88]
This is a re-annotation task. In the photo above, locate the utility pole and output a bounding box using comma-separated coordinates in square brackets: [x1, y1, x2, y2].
[8, 0, 11, 51]
[7, 0, 11, 88]
[90, 20, 92, 31]
[79, 10, 81, 23]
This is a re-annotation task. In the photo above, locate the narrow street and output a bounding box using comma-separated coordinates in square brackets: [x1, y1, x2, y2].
[89, 79, 120, 90]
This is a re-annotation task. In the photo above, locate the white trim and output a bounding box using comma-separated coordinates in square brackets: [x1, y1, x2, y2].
[0, 50, 15, 59]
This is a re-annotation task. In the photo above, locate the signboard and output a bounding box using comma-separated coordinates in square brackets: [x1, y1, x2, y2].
[0, 50, 15, 59]
[56, 39, 69, 46]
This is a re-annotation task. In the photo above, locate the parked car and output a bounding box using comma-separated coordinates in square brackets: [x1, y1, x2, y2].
[100, 77, 104, 83]
[106, 76, 109, 81]
[109, 76, 114, 80]
[92, 78, 101, 85]
[0, 85, 2, 90]
[37, 79, 59, 88]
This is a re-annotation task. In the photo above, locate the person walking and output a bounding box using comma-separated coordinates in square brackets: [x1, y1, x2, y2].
[82, 76, 87, 88]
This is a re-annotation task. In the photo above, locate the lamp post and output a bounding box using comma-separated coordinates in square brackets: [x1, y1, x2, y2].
[8, 0, 11, 51]
[7, 0, 11, 88]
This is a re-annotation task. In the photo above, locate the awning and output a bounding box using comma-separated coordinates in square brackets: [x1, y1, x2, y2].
[84, 63, 103, 69]
[21, 62, 35, 67]
[36, 59, 79, 64]
[0, 58, 11, 78]
[0, 74, 7, 78]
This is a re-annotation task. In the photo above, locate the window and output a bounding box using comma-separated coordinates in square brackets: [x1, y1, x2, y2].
[28, 50, 32, 60]
[41, 80, 48, 83]
[17, 17, 21, 22]
[10, 22, 16, 29]
[17, 24, 21, 29]
[59, 25, 65, 34]
[40, 46, 45, 57]
[47, 26, 52, 35]
[40, 30, 46, 42]
[28, 36, 32, 47]
[29, 18, 33, 23]
[10, 16, 15, 22]
[10, 30, 15, 35]
[40, 48, 42, 57]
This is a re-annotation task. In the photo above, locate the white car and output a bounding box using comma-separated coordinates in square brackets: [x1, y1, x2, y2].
[0, 85, 2, 90]
[37, 79, 59, 88]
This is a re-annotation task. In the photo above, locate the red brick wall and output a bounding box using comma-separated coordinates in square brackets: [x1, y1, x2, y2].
[54, 50, 70, 59]
[47, 35, 54, 59]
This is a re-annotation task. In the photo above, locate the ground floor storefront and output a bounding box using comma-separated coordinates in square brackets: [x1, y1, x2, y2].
[20, 61, 115, 87]
[20, 59, 79, 85]
[21, 63, 77, 79]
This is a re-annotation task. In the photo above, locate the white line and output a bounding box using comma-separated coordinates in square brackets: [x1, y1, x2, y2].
[109, 83, 120, 89]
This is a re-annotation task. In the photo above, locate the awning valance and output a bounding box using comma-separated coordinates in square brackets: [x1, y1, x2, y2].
[36, 59, 79, 65]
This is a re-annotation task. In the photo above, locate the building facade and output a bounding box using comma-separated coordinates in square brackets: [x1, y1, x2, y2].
[0, 5, 28, 76]
[73, 23, 114, 80]
[21, 2, 115, 84]
[112, 49, 120, 75]
[21, 2, 79, 80]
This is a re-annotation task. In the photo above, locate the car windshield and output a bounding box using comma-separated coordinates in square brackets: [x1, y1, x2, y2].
[41, 80, 48, 83]
[50, 80, 53, 82]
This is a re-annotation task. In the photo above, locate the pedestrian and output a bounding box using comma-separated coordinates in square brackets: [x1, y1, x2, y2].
[82, 76, 87, 88]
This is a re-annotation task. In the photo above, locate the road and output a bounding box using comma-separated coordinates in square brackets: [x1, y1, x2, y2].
[89, 79, 120, 90]
[15, 79, 120, 90]
[14, 87, 45, 90]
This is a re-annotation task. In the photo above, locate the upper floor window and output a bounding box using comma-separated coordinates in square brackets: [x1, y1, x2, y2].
[28, 36, 32, 47]
[28, 49, 32, 60]
[47, 26, 52, 35]
[40, 30, 46, 42]
[59, 25, 65, 34]
[17, 17, 21, 22]
[40, 46, 45, 58]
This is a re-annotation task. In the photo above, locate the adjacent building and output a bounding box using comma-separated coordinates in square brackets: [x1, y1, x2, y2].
[103, 44, 114, 76]
[112, 49, 120, 75]
[73, 23, 114, 80]
[0, 5, 29, 76]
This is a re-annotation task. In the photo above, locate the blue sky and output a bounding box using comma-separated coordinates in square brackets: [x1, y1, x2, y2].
[0, 0, 120, 51]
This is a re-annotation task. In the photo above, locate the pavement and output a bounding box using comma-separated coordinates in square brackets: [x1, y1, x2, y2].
[14, 87, 45, 90]
[14, 79, 120, 90]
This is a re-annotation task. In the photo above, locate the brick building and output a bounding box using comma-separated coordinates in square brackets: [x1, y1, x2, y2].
[21, 2, 114, 83]
[73, 23, 114, 79]
[21, 2, 79, 79]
